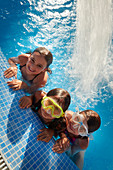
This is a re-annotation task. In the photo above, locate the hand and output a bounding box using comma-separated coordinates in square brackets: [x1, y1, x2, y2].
[37, 128, 54, 143]
[59, 137, 70, 150]
[19, 96, 32, 109]
[4, 66, 17, 78]
[7, 79, 23, 91]
[52, 138, 70, 153]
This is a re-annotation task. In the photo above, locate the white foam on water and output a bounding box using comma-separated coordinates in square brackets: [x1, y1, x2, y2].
[68, 0, 113, 108]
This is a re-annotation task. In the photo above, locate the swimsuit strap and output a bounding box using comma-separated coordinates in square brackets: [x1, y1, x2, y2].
[19, 64, 40, 83]
[29, 73, 40, 83]
[20, 64, 26, 70]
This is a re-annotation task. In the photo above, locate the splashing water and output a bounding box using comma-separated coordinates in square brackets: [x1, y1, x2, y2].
[68, 0, 113, 108]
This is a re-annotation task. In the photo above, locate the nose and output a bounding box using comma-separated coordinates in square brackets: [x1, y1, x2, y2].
[30, 63, 36, 71]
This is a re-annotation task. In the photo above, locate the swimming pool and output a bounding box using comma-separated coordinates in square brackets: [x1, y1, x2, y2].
[0, 0, 113, 170]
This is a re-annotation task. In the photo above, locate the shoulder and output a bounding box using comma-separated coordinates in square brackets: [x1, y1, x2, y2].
[18, 53, 30, 65]
[78, 137, 89, 150]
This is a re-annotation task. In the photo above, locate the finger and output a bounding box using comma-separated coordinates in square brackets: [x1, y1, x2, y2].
[39, 128, 47, 132]
[19, 100, 27, 109]
[38, 137, 49, 142]
[19, 99, 28, 109]
[37, 135, 46, 141]
[21, 102, 27, 109]
[7, 72, 14, 78]
[55, 150, 64, 154]
[7, 81, 13, 85]
[4, 73, 11, 78]
[7, 82, 17, 85]
[37, 132, 46, 138]
[19, 102, 25, 109]
[9, 84, 19, 88]
[4, 69, 11, 75]
[26, 103, 31, 108]
[52, 144, 60, 150]
[37, 133, 50, 142]
[19, 98, 23, 103]
[15, 74, 17, 78]
[19, 97, 26, 103]
[59, 140, 63, 148]
[52, 145, 63, 152]
[52, 146, 63, 153]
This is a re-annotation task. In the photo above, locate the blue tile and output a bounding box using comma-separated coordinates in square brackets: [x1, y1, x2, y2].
[6, 152, 11, 158]
[13, 153, 18, 159]
[0, 138, 3, 143]
[32, 163, 37, 169]
[8, 156, 14, 163]
[17, 150, 22, 155]
[3, 147, 8, 153]
[1, 142, 6, 148]
[25, 162, 31, 169]
[20, 154, 24, 160]
[21, 147, 25, 153]
[12, 161, 17, 167]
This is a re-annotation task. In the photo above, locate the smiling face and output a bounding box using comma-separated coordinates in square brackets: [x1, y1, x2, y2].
[26, 52, 47, 75]
[65, 111, 88, 136]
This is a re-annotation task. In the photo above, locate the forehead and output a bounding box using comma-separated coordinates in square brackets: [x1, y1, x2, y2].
[65, 111, 73, 119]
[43, 97, 56, 105]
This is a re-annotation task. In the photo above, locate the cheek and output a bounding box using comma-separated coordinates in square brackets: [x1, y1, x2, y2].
[67, 122, 79, 136]
[35, 67, 44, 74]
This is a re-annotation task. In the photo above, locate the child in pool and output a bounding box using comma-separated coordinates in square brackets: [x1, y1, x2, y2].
[19, 88, 71, 142]
[37, 109, 101, 170]
[52, 109, 101, 170]
[4, 47, 53, 93]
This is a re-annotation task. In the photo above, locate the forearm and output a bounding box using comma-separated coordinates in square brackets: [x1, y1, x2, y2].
[8, 57, 19, 67]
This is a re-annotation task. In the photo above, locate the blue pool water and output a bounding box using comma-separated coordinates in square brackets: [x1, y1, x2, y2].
[0, 0, 113, 170]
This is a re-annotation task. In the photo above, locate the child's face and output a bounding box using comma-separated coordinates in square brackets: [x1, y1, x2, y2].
[41, 106, 55, 120]
[26, 52, 47, 75]
[40, 97, 64, 120]
[65, 111, 88, 136]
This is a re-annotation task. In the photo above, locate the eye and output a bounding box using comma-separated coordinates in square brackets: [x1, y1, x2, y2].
[37, 64, 42, 68]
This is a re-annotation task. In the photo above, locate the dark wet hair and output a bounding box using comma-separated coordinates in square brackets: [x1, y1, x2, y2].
[46, 88, 71, 112]
[33, 47, 53, 74]
[80, 110, 101, 133]
[48, 116, 66, 135]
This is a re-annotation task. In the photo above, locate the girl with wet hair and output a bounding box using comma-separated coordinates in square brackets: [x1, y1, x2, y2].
[4, 47, 53, 93]
[52, 109, 101, 170]
[19, 88, 71, 142]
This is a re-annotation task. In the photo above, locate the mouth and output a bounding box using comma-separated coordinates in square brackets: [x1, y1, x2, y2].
[28, 66, 35, 72]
